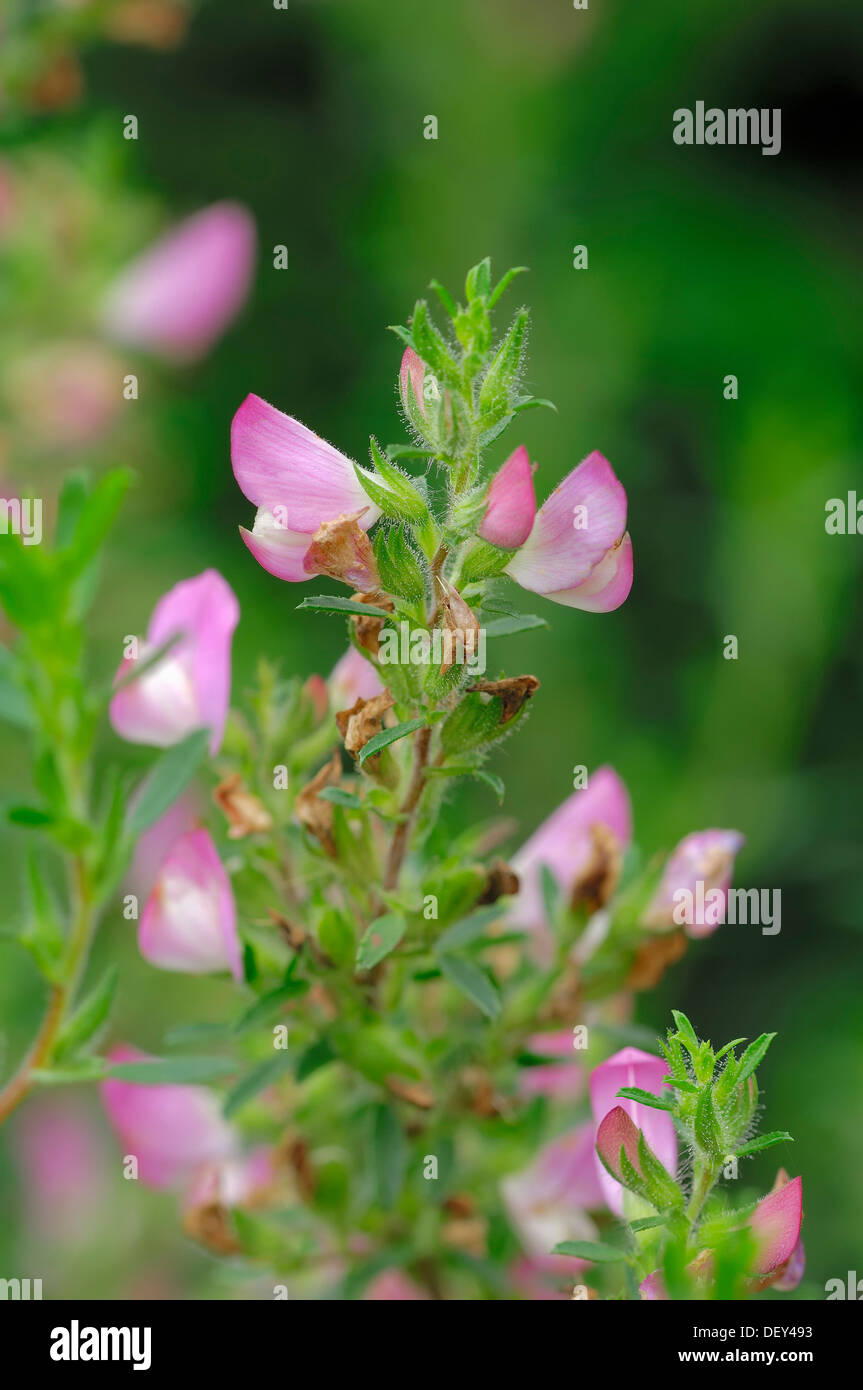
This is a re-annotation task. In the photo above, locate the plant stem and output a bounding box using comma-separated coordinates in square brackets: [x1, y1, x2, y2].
[383, 724, 432, 890]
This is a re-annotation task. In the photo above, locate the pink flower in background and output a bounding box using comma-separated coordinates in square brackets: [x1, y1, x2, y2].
[15, 1099, 107, 1240]
[102, 201, 256, 361]
[328, 646, 383, 708]
[231, 394, 381, 581]
[139, 827, 242, 979]
[363, 1269, 429, 1300]
[478, 445, 536, 550]
[506, 450, 632, 611]
[501, 1123, 603, 1257]
[185, 1147, 278, 1211]
[645, 829, 745, 938]
[589, 1047, 677, 1215]
[100, 1046, 237, 1188]
[110, 569, 239, 755]
[7, 342, 121, 449]
[510, 765, 632, 932]
[127, 793, 200, 901]
[519, 1030, 585, 1100]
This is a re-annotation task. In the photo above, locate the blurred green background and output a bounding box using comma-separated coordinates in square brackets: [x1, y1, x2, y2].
[1, 0, 861, 1297]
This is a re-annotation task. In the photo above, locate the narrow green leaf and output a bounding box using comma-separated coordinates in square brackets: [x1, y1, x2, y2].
[694, 1083, 724, 1161]
[734, 1131, 793, 1158]
[436, 906, 502, 952]
[552, 1240, 627, 1263]
[671, 1010, 699, 1049]
[616, 1085, 675, 1112]
[356, 913, 406, 971]
[371, 1103, 406, 1210]
[53, 966, 118, 1061]
[437, 953, 501, 1019]
[318, 787, 364, 809]
[222, 1052, 293, 1118]
[127, 728, 210, 835]
[297, 595, 392, 619]
[357, 717, 426, 765]
[735, 1032, 776, 1087]
[484, 614, 548, 637]
[107, 1056, 236, 1085]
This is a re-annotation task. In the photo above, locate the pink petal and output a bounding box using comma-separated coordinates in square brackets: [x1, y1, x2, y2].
[239, 515, 314, 582]
[544, 531, 634, 612]
[506, 450, 628, 594]
[589, 1048, 677, 1216]
[363, 1270, 429, 1301]
[639, 1270, 668, 1300]
[595, 1105, 642, 1183]
[478, 446, 537, 550]
[647, 828, 745, 937]
[110, 569, 239, 755]
[127, 793, 200, 901]
[750, 1175, 803, 1274]
[501, 1123, 603, 1256]
[100, 1046, 237, 1188]
[328, 646, 384, 708]
[139, 828, 243, 980]
[102, 202, 256, 361]
[231, 394, 380, 532]
[510, 766, 632, 932]
[399, 347, 427, 417]
[772, 1238, 806, 1291]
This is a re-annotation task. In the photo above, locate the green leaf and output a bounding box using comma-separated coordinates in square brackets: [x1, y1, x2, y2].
[629, 1215, 669, 1233]
[127, 728, 210, 835]
[371, 1103, 406, 1210]
[734, 1032, 776, 1087]
[164, 1022, 234, 1047]
[671, 1010, 700, 1051]
[316, 906, 356, 968]
[616, 1086, 675, 1112]
[32, 1058, 108, 1086]
[426, 764, 505, 802]
[437, 953, 501, 1019]
[552, 1240, 627, 1263]
[484, 613, 548, 637]
[297, 595, 392, 619]
[734, 1131, 793, 1158]
[357, 717, 426, 765]
[318, 787, 364, 809]
[487, 265, 528, 310]
[107, 1056, 236, 1085]
[694, 1083, 724, 1161]
[356, 913, 406, 971]
[222, 1052, 293, 1118]
[232, 980, 307, 1036]
[7, 805, 55, 827]
[295, 1036, 337, 1082]
[429, 278, 458, 317]
[436, 906, 503, 952]
[53, 966, 118, 1062]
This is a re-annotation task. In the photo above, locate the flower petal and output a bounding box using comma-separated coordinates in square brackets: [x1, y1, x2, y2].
[544, 531, 633, 612]
[139, 828, 242, 980]
[589, 1047, 677, 1216]
[510, 766, 632, 932]
[506, 450, 627, 594]
[478, 445, 536, 550]
[750, 1175, 803, 1274]
[231, 393, 380, 531]
[102, 202, 256, 361]
[328, 646, 384, 708]
[100, 1045, 237, 1188]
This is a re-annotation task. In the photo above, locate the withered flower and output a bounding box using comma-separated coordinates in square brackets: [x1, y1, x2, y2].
[213, 772, 273, 838]
[335, 688, 394, 758]
[295, 750, 342, 856]
[303, 510, 380, 589]
[466, 674, 540, 725]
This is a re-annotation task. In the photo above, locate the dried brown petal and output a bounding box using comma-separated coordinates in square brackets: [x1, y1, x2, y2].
[351, 590, 394, 656]
[627, 929, 688, 990]
[335, 689, 394, 757]
[466, 675, 540, 725]
[570, 822, 623, 914]
[435, 576, 481, 673]
[385, 1076, 435, 1110]
[303, 511, 379, 589]
[478, 857, 520, 904]
[295, 749, 342, 856]
[213, 772, 273, 839]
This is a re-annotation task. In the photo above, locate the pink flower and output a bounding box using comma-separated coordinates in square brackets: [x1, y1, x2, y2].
[751, 1172, 804, 1285]
[127, 793, 200, 901]
[589, 1048, 677, 1215]
[478, 445, 536, 550]
[15, 1099, 107, 1239]
[328, 646, 383, 709]
[231, 393, 381, 582]
[7, 342, 121, 449]
[646, 829, 745, 938]
[506, 450, 632, 611]
[519, 1031, 585, 1100]
[100, 1046, 237, 1188]
[510, 766, 632, 933]
[102, 201, 256, 361]
[185, 1147, 278, 1211]
[110, 569, 239, 755]
[139, 828, 242, 980]
[363, 1270, 429, 1300]
[501, 1124, 603, 1256]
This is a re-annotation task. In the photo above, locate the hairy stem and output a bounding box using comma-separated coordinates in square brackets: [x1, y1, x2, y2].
[383, 724, 432, 891]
